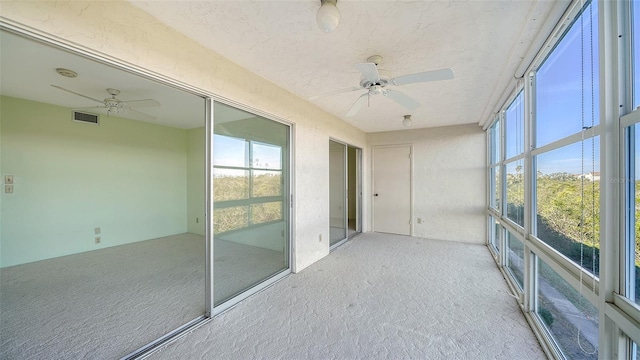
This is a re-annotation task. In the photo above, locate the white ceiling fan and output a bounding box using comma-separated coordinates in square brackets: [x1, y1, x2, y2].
[311, 55, 454, 117]
[51, 85, 160, 121]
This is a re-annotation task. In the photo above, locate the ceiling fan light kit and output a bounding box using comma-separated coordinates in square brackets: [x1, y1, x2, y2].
[316, 0, 340, 33]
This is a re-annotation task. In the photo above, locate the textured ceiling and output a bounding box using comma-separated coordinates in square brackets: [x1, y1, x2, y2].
[131, 0, 562, 132]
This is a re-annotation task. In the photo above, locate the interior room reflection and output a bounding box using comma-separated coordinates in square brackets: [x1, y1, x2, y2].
[0, 31, 206, 359]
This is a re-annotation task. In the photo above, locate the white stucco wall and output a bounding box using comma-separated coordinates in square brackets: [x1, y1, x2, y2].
[367, 124, 486, 244]
[0, 1, 368, 272]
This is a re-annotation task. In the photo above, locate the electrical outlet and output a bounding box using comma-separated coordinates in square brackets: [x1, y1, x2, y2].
[95, 236, 101, 244]
[95, 227, 101, 235]
[319, 234, 322, 242]
[4, 184, 13, 194]
[417, 218, 422, 224]
[196, 217, 199, 224]
[4, 175, 13, 184]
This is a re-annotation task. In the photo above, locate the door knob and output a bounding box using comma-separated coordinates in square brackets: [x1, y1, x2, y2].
[374, 193, 379, 196]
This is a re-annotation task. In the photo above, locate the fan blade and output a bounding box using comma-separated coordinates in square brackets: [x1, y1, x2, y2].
[74, 106, 107, 111]
[346, 93, 369, 117]
[383, 89, 421, 111]
[121, 99, 160, 108]
[309, 86, 362, 101]
[51, 85, 104, 104]
[355, 63, 380, 83]
[390, 68, 454, 86]
[126, 108, 156, 121]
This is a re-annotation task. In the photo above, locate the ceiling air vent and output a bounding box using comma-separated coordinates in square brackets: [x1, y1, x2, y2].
[72, 111, 99, 125]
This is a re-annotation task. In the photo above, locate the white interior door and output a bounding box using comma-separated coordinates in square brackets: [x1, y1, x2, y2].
[372, 145, 411, 235]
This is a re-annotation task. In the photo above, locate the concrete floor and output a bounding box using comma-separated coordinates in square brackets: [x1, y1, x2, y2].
[151, 232, 546, 360]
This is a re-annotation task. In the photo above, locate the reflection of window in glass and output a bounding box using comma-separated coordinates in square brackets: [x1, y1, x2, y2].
[490, 119, 501, 164]
[214, 206, 248, 234]
[213, 135, 248, 167]
[252, 142, 282, 170]
[536, 258, 599, 359]
[250, 202, 282, 225]
[536, 137, 600, 276]
[507, 231, 524, 289]
[505, 92, 524, 159]
[506, 160, 525, 227]
[252, 171, 282, 197]
[213, 169, 249, 201]
[536, 1, 599, 147]
[634, 1, 640, 108]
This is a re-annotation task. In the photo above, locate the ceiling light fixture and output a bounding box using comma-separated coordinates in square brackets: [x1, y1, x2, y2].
[316, 0, 340, 33]
[403, 115, 412, 127]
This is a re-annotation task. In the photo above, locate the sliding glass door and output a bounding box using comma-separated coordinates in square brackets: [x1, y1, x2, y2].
[329, 140, 361, 248]
[212, 102, 290, 307]
[329, 140, 347, 246]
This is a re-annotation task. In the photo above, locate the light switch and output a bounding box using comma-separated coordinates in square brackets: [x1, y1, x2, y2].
[5, 184, 14, 194]
[4, 175, 13, 184]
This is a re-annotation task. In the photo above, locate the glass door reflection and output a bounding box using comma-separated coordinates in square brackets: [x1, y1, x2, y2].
[212, 102, 290, 306]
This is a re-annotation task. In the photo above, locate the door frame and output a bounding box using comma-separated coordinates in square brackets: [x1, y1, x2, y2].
[371, 144, 413, 236]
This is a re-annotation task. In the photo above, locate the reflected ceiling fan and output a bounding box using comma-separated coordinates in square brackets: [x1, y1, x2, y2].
[311, 55, 454, 117]
[51, 85, 160, 121]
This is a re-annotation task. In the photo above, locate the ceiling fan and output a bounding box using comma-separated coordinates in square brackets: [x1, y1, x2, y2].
[51, 85, 160, 121]
[311, 55, 454, 117]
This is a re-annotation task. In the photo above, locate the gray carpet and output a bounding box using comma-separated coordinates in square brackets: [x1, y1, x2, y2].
[0, 233, 286, 360]
[151, 233, 546, 360]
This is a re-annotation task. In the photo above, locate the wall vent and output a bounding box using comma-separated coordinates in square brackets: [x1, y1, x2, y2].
[72, 111, 99, 125]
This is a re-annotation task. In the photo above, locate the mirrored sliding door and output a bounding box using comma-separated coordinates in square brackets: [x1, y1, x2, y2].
[212, 102, 290, 307]
[0, 29, 207, 359]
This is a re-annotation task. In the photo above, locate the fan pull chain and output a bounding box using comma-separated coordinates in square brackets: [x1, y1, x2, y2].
[577, 2, 597, 355]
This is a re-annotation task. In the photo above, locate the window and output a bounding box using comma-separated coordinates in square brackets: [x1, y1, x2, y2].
[535, 138, 600, 276]
[536, 1, 599, 147]
[634, 0, 640, 109]
[489, 119, 501, 211]
[505, 92, 524, 160]
[506, 159, 525, 227]
[490, 119, 501, 165]
[536, 258, 599, 359]
[490, 216, 501, 254]
[624, 2, 640, 308]
[506, 231, 524, 289]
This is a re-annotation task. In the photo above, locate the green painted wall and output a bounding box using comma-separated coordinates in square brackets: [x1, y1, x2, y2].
[0, 96, 189, 267]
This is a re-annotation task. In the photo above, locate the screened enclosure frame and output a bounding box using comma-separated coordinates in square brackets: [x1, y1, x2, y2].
[485, 0, 640, 358]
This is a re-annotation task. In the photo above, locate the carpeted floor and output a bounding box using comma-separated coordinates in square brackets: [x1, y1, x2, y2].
[0, 233, 286, 360]
[150, 232, 546, 360]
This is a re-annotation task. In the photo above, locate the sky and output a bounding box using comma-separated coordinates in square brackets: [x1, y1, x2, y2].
[504, 1, 602, 176]
[213, 134, 282, 177]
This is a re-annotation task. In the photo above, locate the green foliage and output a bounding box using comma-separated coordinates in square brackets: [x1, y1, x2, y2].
[213, 173, 283, 234]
